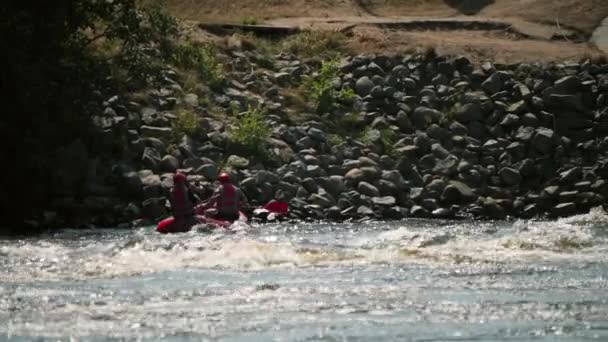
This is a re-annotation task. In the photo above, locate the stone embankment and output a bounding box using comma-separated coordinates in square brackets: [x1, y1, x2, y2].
[45, 49, 608, 227]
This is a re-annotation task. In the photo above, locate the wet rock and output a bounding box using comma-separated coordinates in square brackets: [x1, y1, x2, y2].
[357, 205, 375, 217]
[482, 197, 507, 219]
[410, 205, 429, 217]
[141, 197, 166, 220]
[441, 181, 476, 204]
[432, 208, 453, 218]
[551, 202, 577, 217]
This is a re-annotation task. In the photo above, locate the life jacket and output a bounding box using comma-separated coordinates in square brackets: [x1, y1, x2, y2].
[218, 183, 240, 216]
[170, 184, 195, 219]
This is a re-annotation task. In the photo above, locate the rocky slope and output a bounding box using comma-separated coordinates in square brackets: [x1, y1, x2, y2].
[45, 43, 608, 228]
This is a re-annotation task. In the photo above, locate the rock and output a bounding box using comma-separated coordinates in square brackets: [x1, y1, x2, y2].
[309, 194, 335, 208]
[412, 107, 441, 129]
[454, 103, 483, 123]
[302, 178, 319, 194]
[500, 114, 520, 126]
[256, 170, 279, 184]
[546, 94, 586, 112]
[499, 167, 522, 186]
[355, 76, 374, 96]
[482, 197, 507, 219]
[559, 167, 582, 184]
[441, 181, 476, 203]
[449, 121, 468, 135]
[142, 147, 162, 171]
[226, 155, 250, 169]
[325, 175, 346, 196]
[141, 197, 166, 220]
[410, 205, 429, 217]
[197, 164, 218, 181]
[432, 208, 453, 218]
[521, 113, 539, 127]
[358, 182, 380, 197]
[522, 203, 538, 218]
[122, 172, 143, 197]
[482, 72, 504, 94]
[507, 100, 527, 115]
[431, 143, 450, 159]
[308, 127, 327, 142]
[396, 111, 414, 133]
[372, 196, 396, 207]
[357, 205, 375, 217]
[532, 128, 555, 153]
[140, 125, 172, 140]
[553, 76, 582, 93]
[122, 202, 142, 222]
[160, 155, 179, 172]
[551, 202, 578, 217]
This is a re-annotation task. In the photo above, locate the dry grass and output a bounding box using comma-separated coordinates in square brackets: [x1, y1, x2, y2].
[166, 0, 608, 63]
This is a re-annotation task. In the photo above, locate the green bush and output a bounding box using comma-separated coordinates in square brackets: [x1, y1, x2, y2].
[327, 134, 346, 146]
[305, 58, 354, 113]
[172, 110, 203, 142]
[360, 128, 398, 156]
[282, 30, 346, 58]
[172, 43, 225, 90]
[241, 17, 260, 25]
[230, 106, 272, 160]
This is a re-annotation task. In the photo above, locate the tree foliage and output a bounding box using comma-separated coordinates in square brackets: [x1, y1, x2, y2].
[0, 0, 178, 228]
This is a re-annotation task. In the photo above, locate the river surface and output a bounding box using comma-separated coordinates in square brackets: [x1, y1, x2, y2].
[2, 209, 608, 341]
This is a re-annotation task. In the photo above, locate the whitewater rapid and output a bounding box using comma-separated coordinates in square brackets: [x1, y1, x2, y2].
[1, 208, 608, 340]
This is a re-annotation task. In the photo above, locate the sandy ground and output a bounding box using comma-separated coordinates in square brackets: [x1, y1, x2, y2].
[167, 0, 608, 63]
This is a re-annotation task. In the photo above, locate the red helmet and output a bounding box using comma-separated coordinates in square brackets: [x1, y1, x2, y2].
[173, 172, 187, 184]
[218, 172, 230, 184]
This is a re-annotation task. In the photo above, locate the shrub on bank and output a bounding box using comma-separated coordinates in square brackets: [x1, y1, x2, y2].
[305, 57, 355, 113]
[171, 43, 225, 90]
[229, 106, 272, 161]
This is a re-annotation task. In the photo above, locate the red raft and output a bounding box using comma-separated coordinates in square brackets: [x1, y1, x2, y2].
[156, 209, 247, 234]
[155, 201, 288, 234]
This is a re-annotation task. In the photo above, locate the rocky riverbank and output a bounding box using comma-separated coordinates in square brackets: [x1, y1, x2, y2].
[36, 44, 608, 228]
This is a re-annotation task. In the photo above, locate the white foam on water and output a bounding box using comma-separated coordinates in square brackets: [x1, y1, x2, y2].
[1, 208, 607, 282]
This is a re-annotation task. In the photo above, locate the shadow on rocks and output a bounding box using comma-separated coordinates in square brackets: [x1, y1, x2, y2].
[444, 0, 495, 15]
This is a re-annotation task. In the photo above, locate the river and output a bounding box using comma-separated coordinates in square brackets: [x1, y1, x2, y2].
[1, 208, 608, 341]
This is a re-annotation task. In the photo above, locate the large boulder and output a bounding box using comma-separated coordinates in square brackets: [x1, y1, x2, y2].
[140, 125, 172, 140]
[355, 76, 374, 96]
[532, 128, 555, 153]
[141, 197, 167, 220]
[441, 181, 476, 204]
[160, 155, 179, 172]
[499, 167, 522, 186]
[411, 107, 441, 129]
[142, 147, 162, 171]
[357, 181, 380, 197]
[454, 103, 483, 123]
